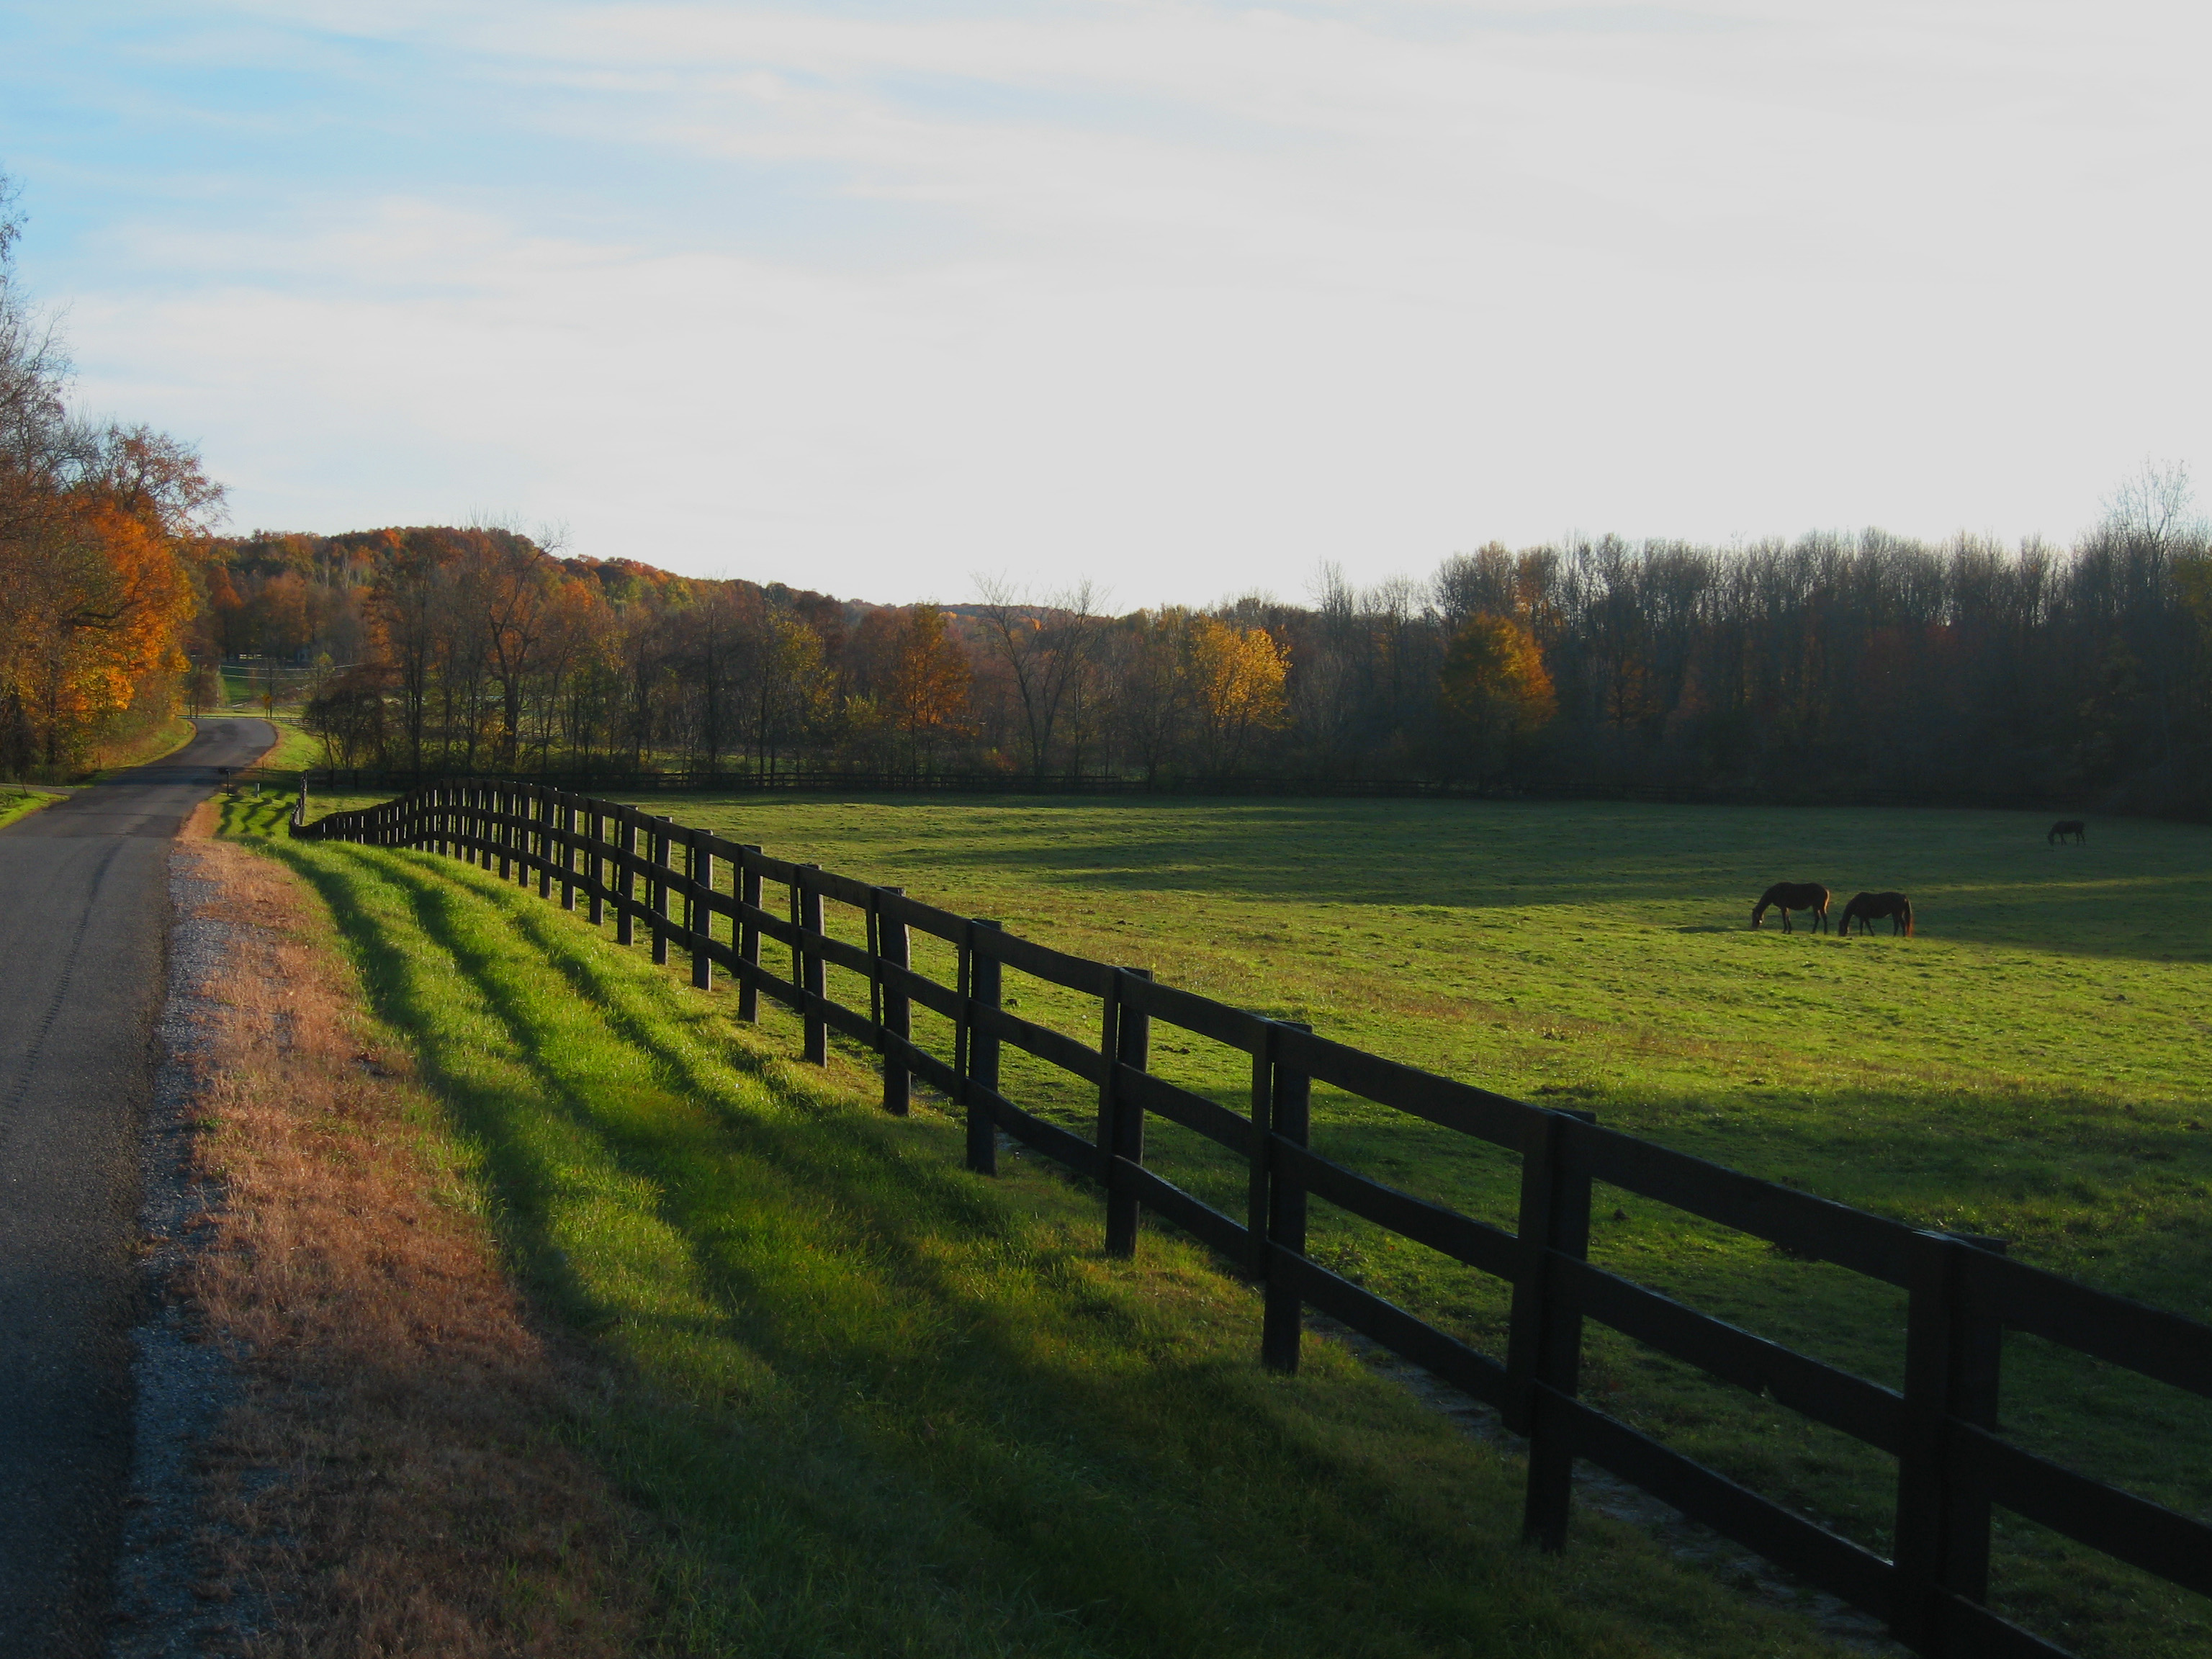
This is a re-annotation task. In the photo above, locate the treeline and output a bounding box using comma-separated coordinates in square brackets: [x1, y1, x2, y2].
[223, 484, 2212, 816]
[0, 174, 218, 774]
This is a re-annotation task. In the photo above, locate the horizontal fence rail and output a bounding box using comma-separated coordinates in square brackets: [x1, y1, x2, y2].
[292, 778, 2207, 1658]
[298, 765, 2077, 814]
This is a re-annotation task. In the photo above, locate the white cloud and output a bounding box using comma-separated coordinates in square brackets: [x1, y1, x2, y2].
[38, 1, 2212, 601]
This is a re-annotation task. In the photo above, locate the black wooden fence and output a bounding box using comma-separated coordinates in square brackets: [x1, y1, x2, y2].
[300, 765, 2072, 813]
[292, 778, 2209, 1657]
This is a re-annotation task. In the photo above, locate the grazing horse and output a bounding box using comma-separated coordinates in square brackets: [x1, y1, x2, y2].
[1839, 891, 1913, 937]
[1750, 882, 1831, 934]
[2048, 819, 2087, 845]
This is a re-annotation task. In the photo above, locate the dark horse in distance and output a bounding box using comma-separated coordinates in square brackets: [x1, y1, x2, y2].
[1839, 891, 1913, 937]
[2049, 819, 2087, 845]
[1751, 882, 1832, 934]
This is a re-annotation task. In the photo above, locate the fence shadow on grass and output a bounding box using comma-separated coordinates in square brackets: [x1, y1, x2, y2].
[281, 844, 1707, 1659]
[288, 781, 2212, 1659]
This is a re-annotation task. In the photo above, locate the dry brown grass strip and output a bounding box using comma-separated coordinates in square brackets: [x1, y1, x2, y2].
[177, 832, 665, 1657]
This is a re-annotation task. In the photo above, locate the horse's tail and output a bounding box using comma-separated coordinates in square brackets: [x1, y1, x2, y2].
[1902, 899, 1914, 938]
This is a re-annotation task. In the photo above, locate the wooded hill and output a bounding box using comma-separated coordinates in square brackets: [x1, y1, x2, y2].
[204, 496, 2212, 818]
[7, 169, 2203, 809]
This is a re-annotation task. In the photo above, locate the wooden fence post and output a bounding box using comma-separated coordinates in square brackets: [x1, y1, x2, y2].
[651, 819, 672, 966]
[1893, 1229, 1996, 1652]
[1100, 967, 1153, 1259]
[1945, 1234, 2008, 1612]
[1260, 1023, 1313, 1372]
[878, 889, 909, 1116]
[965, 920, 1002, 1174]
[587, 804, 606, 926]
[497, 784, 512, 880]
[797, 864, 825, 1063]
[616, 809, 637, 947]
[691, 840, 714, 990]
[559, 796, 577, 911]
[1245, 1025, 1277, 1282]
[1510, 1110, 1594, 1551]
[737, 846, 762, 1021]
[536, 790, 553, 898]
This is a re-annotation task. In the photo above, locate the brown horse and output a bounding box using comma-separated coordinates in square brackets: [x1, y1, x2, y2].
[2048, 819, 2086, 845]
[1750, 882, 1831, 934]
[1839, 891, 1913, 937]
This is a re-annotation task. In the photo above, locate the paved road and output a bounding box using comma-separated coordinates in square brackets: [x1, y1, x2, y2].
[0, 719, 272, 1656]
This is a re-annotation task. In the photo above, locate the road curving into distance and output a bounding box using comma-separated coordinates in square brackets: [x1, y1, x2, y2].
[0, 717, 274, 1655]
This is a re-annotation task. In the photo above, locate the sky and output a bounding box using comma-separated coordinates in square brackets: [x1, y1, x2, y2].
[1, 2, 2208, 606]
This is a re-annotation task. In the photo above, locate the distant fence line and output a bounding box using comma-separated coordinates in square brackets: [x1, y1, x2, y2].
[297, 764, 2075, 812]
[292, 778, 2208, 1658]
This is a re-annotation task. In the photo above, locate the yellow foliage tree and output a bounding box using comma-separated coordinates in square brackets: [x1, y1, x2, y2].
[1187, 616, 1289, 776]
[1437, 613, 1555, 781]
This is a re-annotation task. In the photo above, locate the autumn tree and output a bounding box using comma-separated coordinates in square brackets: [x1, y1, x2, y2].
[0, 174, 215, 773]
[739, 601, 826, 780]
[973, 576, 1104, 779]
[1107, 608, 1195, 783]
[1186, 616, 1289, 777]
[881, 604, 971, 775]
[1437, 613, 1555, 783]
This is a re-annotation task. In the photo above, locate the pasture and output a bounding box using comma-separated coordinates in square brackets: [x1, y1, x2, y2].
[269, 788, 2212, 1655]
[608, 793, 2212, 1656]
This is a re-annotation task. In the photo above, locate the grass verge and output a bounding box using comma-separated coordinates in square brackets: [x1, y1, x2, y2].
[0, 784, 65, 830]
[175, 827, 663, 1655]
[242, 825, 1859, 1658]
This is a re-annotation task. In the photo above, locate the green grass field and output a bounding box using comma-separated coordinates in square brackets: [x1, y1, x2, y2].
[243, 822, 1848, 1659]
[267, 790, 2212, 1655]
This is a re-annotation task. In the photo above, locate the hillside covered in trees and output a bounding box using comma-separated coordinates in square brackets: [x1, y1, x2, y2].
[210, 490, 2212, 817]
[6, 176, 2204, 811]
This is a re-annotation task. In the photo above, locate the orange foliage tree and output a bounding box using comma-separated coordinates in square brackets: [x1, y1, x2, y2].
[0, 480, 201, 769]
[884, 604, 972, 775]
[0, 176, 216, 773]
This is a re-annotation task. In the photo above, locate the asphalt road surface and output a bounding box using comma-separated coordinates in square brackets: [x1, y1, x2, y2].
[0, 719, 272, 1656]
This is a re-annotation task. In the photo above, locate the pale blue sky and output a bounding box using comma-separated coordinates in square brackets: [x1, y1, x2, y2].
[4, 2, 2207, 602]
